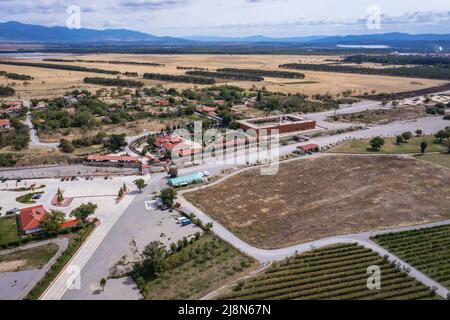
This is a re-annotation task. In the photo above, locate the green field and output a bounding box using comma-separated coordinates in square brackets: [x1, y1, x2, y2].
[327, 136, 448, 154]
[0, 243, 59, 272]
[373, 225, 450, 290]
[0, 216, 20, 246]
[418, 153, 450, 169]
[138, 234, 256, 300]
[221, 244, 437, 300]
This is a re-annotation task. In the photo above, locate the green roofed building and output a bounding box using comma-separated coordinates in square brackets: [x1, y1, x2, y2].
[168, 173, 203, 187]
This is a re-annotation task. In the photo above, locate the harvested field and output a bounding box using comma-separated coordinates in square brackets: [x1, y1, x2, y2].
[0, 54, 444, 99]
[185, 155, 450, 249]
[221, 243, 439, 300]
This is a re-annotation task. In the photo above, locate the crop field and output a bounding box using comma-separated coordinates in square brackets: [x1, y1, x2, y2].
[373, 225, 450, 289]
[0, 54, 443, 99]
[220, 243, 438, 300]
[184, 155, 450, 249]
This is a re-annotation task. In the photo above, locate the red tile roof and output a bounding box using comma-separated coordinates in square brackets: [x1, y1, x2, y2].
[87, 155, 140, 162]
[298, 143, 319, 151]
[60, 219, 79, 229]
[0, 119, 10, 126]
[19, 205, 46, 232]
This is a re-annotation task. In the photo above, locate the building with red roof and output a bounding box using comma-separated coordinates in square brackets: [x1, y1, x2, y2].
[18, 205, 80, 236]
[297, 143, 320, 154]
[18, 205, 46, 235]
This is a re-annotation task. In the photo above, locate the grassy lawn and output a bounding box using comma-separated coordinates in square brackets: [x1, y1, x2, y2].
[327, 135, 448, 154]
[0, 243, 59, 272]
[418, 153, 450, 169]
[0, 216, 20, 246]
[15, 191, 45, 204]
[139, 234, 257, 300]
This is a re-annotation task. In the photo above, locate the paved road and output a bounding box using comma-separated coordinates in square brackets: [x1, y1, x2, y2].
[25, 113, 58, 149]
[0, 238, 68, 300]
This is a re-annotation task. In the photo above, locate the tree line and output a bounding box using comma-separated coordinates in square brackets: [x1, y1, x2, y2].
[279, 63, 450, 81]
[83, 77, 144, 88]
[0, 71, 33, 81]
[186, 70, 264, 81]
[0, 85, 15, 97]
[217, 68, 306, 79]
[43, 59, 164, 67]
[0, 61, 121, 75]
[143, 72, 216, 84]
[344, 55, 450, 66]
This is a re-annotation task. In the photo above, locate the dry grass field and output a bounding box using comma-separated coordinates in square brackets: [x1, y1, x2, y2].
[185, 155, 450, 249]
[0, 54, 444, 99]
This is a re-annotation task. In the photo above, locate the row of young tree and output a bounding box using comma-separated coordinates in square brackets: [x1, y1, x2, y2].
[279, 63, 450, 81]
[217, 68, 306, 79]
[83, 77, 144, 88]
[143, 72, 216, 85]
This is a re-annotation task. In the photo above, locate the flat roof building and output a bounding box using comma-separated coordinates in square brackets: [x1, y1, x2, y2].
[238, 115, 316, 136]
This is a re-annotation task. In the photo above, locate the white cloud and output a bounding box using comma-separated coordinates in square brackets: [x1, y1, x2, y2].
[0, 0, 449, 36]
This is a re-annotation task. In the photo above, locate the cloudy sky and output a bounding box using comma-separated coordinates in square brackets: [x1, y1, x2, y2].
[1, 0, 450, 37]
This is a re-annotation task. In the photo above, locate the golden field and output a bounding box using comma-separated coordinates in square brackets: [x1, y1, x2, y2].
[0, 54, 445, 99]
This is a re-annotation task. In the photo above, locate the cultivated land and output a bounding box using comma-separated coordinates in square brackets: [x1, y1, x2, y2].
[0, 243, 58, 272]
[140, 234, 256, 300]
[220, 243, 439, 300]
[373, 225, 450, 290]
[0, 54, 444, 99]
[185, 155, 450, 249]
[327, 136, 449, 154]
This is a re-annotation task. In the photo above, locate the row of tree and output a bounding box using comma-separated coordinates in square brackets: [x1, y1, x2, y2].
[217, 68, 306, 79]
[186, 70, 264, 81]
[143, 72, 216, 84]
[344, 55, 450, 66]
[83, 77, 144, 88]
[0, 71, 33, 81]
[43, 59, 164, 67]
[0, 61, 120, 75]
[279, 63, 450, 81]
[0, 85, 15, 97]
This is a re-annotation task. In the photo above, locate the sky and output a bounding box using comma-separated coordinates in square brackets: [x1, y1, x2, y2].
[1, 0, 450, 37]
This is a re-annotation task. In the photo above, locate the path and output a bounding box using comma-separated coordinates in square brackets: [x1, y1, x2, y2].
[25, 113, 58, 149]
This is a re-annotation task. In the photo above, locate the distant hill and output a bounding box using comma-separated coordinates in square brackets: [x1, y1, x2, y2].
[1, 21, 449, 48]
[0, 21, 188, 43]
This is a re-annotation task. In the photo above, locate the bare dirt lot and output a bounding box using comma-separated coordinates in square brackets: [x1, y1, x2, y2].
[185, 155, 450, 249]
[327, 105, 429, 125]
[0, 54, 444, 99]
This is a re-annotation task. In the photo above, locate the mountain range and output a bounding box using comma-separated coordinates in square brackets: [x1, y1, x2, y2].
[1, 21, 450, 46]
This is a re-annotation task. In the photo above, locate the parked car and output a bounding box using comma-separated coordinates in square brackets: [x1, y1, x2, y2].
[202, 171, 210, 177]
[32, 194, 42, 200]
[181, 219, 192, 226]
